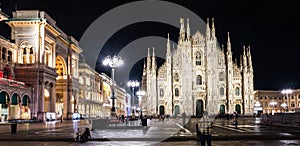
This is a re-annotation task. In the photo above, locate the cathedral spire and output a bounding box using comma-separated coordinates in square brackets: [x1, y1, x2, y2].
[143, 57, 146, 69]
[152, 47, 156, 70]
[147, 47, 151, 70]
[247, 45, 253, 71]
[143, 58, 146, 76]
[186, 18, 190, 41]
[227, 32, 231, 53]
[179, 18, 185, 42]
[206, 18, 211, 40]
[167, 33, 171, 56]
[243, 45, 247, 69]
[211, 18, 216, 39]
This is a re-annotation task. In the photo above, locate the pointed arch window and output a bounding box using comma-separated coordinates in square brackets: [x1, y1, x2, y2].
[235, 87, 240, 96]
[196, 75, 202, 85]
[22, 47, 27, 64]
[174, 73, 179, 82]
[175, 88, 179, 96]
[219, 72, 225, 81]
[196, 51, 201, 65]
[220, 87, 225, 96]
[29, 47, 34, 63]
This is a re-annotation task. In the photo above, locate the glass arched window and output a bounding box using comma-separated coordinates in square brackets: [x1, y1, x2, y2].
[22, 47, 27, 64]
[160, 88, 164, 97]
[174, 73, 179, 82]
[196, 75, 202, 85]
[220, 87, 225, 96]
[175, 88, 179, 96]
[219, 72, 225, 81]
[235, 87, 240, 96]
[196, 51, 201, 65]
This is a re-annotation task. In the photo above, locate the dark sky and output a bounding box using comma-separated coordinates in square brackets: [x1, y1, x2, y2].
[1, 0, 300, 90]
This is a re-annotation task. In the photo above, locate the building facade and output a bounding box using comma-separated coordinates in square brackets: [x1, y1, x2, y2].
[142, 18, 254, 117]
[0, 9, 128, 121]
[254, 89, 300, 114]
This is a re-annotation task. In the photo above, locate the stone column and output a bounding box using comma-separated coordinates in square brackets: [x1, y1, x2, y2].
[63, 89, 68, 119]
[50, 84, 56, 113]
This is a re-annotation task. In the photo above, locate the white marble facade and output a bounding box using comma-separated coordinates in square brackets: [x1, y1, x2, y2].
[142, 18, 254, 116]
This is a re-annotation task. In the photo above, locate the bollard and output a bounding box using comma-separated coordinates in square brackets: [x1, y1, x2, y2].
[11, 123, 17, 134]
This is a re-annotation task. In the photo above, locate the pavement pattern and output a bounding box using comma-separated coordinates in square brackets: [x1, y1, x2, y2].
[0, 116, 300, 142]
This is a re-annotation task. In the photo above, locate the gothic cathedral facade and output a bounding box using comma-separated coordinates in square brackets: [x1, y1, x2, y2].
[142, 18, 254, 116]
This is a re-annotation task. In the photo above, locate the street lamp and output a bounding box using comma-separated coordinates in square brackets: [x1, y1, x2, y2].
[127, 80, 139, 117]
[281, 103, 287, 124]
[103, 55, 123, 116]
[269, 101, 277, 115]
[254, 101, 261, 115]
[281, 89, 293, 112]
[136, 90, 146, 117]
[281, 103, 287, 112]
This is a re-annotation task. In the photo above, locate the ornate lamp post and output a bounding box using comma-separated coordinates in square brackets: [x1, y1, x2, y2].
[136, 90, 146, 117]
[281, 103, 287, 113]
[269, 101, 277, 115]
[103, 55, 123, 116]
[127, 80, 139, 117]
[281, 89, 293, 112]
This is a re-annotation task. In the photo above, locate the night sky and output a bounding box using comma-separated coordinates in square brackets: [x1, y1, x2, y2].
[0, 0, 300, 90]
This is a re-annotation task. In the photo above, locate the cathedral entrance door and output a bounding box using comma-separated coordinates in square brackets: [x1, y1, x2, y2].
[174, 105, 180, 116]
[235, 104, 241, 114]
[196, 100, 203, 117]
[220, 105, 225, 116]
[159, 106, 165, 115]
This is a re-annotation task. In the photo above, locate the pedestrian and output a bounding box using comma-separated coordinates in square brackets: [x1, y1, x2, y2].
[74, 128, 80, 142]
[121, 115, 125, 123]
[195, 122, 202, 141]
[80, 127, 91, 142]
[197, 111, 213, 146]
[161, 114, 165, 122]
[182, 111, 187, 126]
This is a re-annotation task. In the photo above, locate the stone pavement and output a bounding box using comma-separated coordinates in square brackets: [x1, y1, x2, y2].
[0, 117, 300, 142]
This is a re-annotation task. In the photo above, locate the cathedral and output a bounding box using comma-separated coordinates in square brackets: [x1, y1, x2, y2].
[141, 18, 254, 117]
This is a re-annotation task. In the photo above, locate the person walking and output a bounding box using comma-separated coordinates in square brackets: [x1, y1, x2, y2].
[182, 111, 187, 126]
[197, 111, 213, 146]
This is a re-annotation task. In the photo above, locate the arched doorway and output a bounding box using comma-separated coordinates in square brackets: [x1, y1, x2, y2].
[220, 105, 225, 116]
[21, 95, 31, 119]
[11, 93, 21, 119]
[159, 106, 165, 115]
[55, 56, 67, 78]
[196, 99, 204, 117]
[235, 104, 241, 114]
[55, 56, 67, 117]
[174, 105, 180, 116]
[0, 91, 9, 122]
